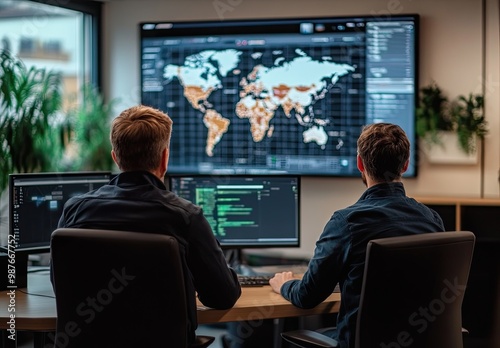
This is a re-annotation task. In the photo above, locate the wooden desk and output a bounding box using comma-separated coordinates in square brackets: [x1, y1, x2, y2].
[0, 272, 56, 331]
[0, 271, 340, 331]
[198, 286, 340, 324]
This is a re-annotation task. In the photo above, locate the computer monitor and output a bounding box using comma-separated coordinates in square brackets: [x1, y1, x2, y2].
[8, 172, 112, 253]
[169, 175, 300, 249]
[140, 14, 419, 177]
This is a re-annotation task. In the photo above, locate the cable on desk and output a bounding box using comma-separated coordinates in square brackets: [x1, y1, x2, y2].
[27, 267, 50, 273]
[17, 289, 55, 299]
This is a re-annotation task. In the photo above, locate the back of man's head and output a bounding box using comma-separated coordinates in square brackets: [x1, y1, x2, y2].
[110, 105, 173, 172]
[357, 123, 410, 183]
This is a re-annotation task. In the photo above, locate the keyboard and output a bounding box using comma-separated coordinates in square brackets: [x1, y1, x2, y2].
[238, 275, 272, 287]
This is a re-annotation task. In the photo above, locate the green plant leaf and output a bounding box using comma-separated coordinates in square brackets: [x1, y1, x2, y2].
[0, 49, 65, 190]
[62, 83, 117, 172]
[451, 92, 487, 154]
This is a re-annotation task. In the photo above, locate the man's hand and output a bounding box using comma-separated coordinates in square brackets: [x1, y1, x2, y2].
[269, 271, 298, 294]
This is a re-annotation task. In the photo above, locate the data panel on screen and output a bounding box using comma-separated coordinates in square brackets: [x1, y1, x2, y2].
[8, 172, 112, 253]
[169, 175, 300, 248]
[140, 15, 418, 176]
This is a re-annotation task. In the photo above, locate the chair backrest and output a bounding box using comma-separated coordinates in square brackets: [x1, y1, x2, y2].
[355, 231, 475, 348]
[50, 228, 188, 348]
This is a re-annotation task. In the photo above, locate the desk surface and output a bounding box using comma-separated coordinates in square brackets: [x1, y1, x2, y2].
[0, 271, 340, 331]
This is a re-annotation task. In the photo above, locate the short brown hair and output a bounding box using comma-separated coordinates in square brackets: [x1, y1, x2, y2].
[357, 123, 410, 182]
[110, 105, 173, 172]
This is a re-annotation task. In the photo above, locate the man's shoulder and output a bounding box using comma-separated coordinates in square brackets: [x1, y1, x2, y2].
[165, 193, 202, 215]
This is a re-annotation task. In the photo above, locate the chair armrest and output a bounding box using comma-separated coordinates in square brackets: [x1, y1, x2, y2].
[281, 330, 339, 348]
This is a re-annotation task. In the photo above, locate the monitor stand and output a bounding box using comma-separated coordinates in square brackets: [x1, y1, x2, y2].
[224, 248, 258, 276]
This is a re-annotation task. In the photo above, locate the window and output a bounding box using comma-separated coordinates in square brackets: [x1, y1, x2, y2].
[0, 0, 101, 110]
[0, 0, 101, 252]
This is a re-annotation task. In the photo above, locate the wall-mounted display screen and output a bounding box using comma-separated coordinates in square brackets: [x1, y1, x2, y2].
[140, 14, 418, 176]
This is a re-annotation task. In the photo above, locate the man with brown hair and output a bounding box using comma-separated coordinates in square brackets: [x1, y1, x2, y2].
[270, 123, 444, 348]
[57, 105, 241, 346]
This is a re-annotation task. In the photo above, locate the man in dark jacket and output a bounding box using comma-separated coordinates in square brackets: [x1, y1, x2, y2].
[270, 123, 444, 348]
[56, 105, 241, 345]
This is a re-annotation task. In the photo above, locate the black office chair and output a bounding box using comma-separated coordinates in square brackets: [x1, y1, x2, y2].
[281, 231, 476, 348]
[50, 228, 215, 348]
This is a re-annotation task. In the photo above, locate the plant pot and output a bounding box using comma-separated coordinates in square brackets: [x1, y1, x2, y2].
[420, 131, 479, 165]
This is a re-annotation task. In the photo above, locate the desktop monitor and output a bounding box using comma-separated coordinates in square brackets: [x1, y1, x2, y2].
[169, 175, 300, 249]
[140, 14, 419, 177]
[8, 172, 112, 253]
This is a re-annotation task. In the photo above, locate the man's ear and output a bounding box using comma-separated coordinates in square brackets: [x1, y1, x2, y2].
[163, 147, 170, 171]
[158, 147, 169, 175]
[111, 150, 119, 167]
[401, 159, 409, 173]
[357, 155, 364, 173]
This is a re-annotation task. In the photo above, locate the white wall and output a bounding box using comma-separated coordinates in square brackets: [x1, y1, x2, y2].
[102, 0, 500, 258]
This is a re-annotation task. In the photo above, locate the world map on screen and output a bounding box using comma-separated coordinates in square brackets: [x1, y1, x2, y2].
[163, 48, 356, 158]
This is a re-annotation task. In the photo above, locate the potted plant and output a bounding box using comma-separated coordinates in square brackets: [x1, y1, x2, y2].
[0, 49, 66, 190]
[416, 82, 487, 164]
[0, 49, 68, 246]
[450, 93, 487, 155]
[0, 51, 115, 246]
[416, 82, 453, 147]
